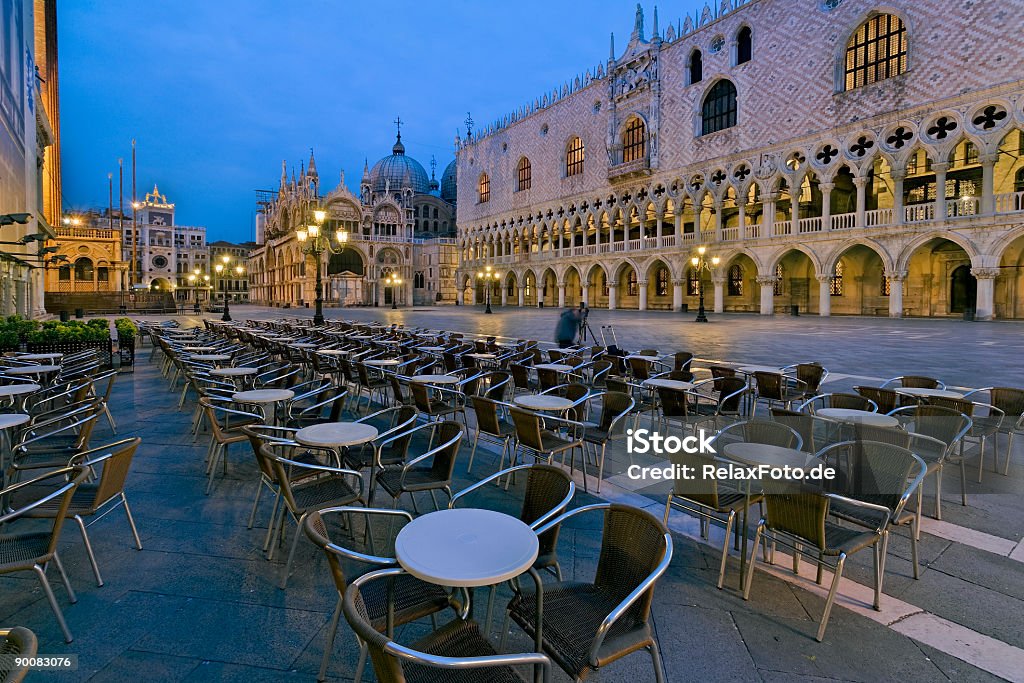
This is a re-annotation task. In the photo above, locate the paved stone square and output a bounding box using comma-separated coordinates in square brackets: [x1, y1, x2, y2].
[1, 306, 1022, 682]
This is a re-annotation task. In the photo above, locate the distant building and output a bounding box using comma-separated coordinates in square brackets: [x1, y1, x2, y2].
[47, 209, 127, 293]
[124, 185, 209, 298]
[208, 240, 255, 303]
[247, 136, 459, 308]
[0, 0, 59, 317]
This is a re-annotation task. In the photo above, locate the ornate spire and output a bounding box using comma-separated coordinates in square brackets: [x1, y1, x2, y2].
[653, 6, 659, 39]
[362, 158, 370, 180]
[307, 147, 318, 178]
[632, 3, 645, 42]
[609, 32, 615, 60]
[393, 116, 405, 154]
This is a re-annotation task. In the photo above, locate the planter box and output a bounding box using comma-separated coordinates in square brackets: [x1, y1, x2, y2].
[117, 337, 136, 372]
[26, 339, 113, 369]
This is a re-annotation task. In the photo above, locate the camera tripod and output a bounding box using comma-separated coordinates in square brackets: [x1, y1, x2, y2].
[578, 315, 593, 344]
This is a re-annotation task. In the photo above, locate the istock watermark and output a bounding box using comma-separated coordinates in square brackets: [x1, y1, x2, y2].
[626, 428, 716, 455]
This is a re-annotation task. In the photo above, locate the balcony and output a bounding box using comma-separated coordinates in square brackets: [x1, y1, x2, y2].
[607, 151, 651, 182]
[56, 227, 118, 240]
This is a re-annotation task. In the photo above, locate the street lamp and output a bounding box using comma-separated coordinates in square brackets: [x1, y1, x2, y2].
[690, 246, 720, 323]
[214, 255, 245, 322]
[296, 207, 348, 325]
[385, 272, 402, 310]
[476, 265, 500, 314]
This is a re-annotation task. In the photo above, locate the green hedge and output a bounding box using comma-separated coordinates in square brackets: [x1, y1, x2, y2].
[115, 317, 138, 345]
[26, 319, 111, 345]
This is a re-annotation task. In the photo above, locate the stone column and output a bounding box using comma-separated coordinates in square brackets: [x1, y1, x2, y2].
[933, 162, 949, 222]
[891, 171, 906, 225]
[673, 211, 682, 240]
[557, 282, 566, 308]
[972, 267, 999, 321]
[714, 199, 724, 240]
[791, 187, 800, 234]
[712, 275, 725, 313]
[655, 213, 664, 246]
[638, 281, 648, 311]
[737, 199, 747, 239]
[582, 280, 590, 307]
[819, 182, 833, 231]
[500, 285, 508, 307]
[763, 193, 777, 236]
[517, 285, 525, 307]
[608, 286, 618, 310]
[886, 270, 906, 318]
[853, 177, 868, 227]
[672, 279, 684, 311]
[816, 274, 832, 317]
[756, 276, 776, 315]
[980, 154, 998, 215]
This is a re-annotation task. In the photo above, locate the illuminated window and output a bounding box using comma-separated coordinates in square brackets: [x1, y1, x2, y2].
[566, 137, 585, 177]
[736, 27, 752, 64]
[845, 14, 907, 91]
[687, 269, 700, 296]
[728, 264, 744, 296]
[701, 80, 737, 135]
[881, 274, 891, 296]
[830, 261, 844, 296]
[688, 50, 703, 84]
[622, 117, 646, 163]
[774, 264, 783, 296]
[656, 267, 669, 296]
[516, 157, 531, 191]
[478, 173, 490, 203]
[627, 270, 638, 296]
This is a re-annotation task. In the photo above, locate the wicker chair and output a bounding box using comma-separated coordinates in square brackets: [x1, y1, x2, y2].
[303, 508, 454, 683]
[410, 382, 467, 425]
[467, 396, 516, 475]
[580, 391, 635, 493]
[709, 419, 803, 451]
[752, 371, 809, 415]
[0, 466, 89, 643]
[0, 627, 38, 683]
[964, 386, 1023, 476]
[882, 375, 945, 390]
[508, 408, 585, 486]
[375, 421, 464, 514]
[345, 567, 552, 683]
[854, 386, 902, 415]
[769, 408, 823, 453]
[605, 376, 658, 430]
[687, 376, 751, 434]
[503, 503, 672, 683]
[200, 398, 264, 495]
[799, 393, 877, 413]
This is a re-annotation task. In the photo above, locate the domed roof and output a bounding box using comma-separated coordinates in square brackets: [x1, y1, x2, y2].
[440, 159, 457, 203]
[368, 134, 430, 195]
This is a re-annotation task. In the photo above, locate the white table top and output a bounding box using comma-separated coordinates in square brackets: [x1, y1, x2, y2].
[897, 387, 964, 399]
[3, 364, 60, 375]
[468, 353, 496, 360]
[182, 346, 217, 352]
[626, 354, 664, 361]
[644, 378, 695, 391]
[350, 335, 372, 340]
[417, 346, 445, 352]
[363, 358, 400, 366]
[290, 343, 318, 349]
[211, 367, 258, 377]
[232, 389, 295, 403]
[295, 421, 379, 448]
[738, 365, 782, 375]
[0, 413, 30, 429]
[190, 354, 231, 362]
[514, 394, 574, 411]
[817, 408, 900, 428]
[723, 442, 816, 469]
[317, 349, 350, 356]
[395, 508, 539, 588]
[534, 363, 572, 373]
[412, 374, 460, 384]
[0, 383, 40, 397]
[15, 353, 62, 361]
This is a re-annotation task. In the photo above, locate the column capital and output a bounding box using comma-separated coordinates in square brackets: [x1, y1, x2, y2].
[890, 170, 907, 182]
[884, 270, 909, 281]
[755, 276, 779, 286]
[971, 267, 1001, 280]
[931, 162, 950, 174]
[852, 176, 869, 188]
[672, 279, 686, 287]
[637, 280, 649, 286]
[818, 182, 835, 191]
[711, 275, 727, 285]
[979, 153, 1000, 166]
[815, 274, 833, 283]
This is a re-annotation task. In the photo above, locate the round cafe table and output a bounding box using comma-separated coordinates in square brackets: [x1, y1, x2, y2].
[317, 349, 350, 356]
[0, 412, 30, 472]
[896, 387, 964, 400]
[722, 442, 817, 470]
[15, 353, 62, 362]
[295, 421, 378, 449]
[363, 359, 400, 367]
[189, 354, 231, 364]
[514, 394, 574, 412]
[468, 353, 496, 360]
[232, 389, 295, 425]
[533, 363, 572, 373]
[211, 367, 258, 377]
[417, 346, 445, 353]
[411, 374, 460, 385]
[738, 365, 781, 375]
[182, 346, 217, 353]
[817, 408, 899, 428]
[3, 364, 60, 376]
[644, 378, 695, 392]
[290, 343, 317, 349]
[0, 382, 40, 413]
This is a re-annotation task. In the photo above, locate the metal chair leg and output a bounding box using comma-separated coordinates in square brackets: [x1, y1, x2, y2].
[817, 554, 846, 642]
[718, 511, 735, 589]
[122, 493, 143, 550]
[33, 564, 73, 643]
[74, 515, 103, 587]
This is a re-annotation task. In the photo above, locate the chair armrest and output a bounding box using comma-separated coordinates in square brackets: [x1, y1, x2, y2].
[823, 492, 891, 534]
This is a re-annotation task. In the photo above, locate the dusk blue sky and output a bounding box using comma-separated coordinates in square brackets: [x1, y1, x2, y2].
[59, 1, 703, 243]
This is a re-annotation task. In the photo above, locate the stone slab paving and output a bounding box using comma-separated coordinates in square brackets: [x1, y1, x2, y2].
[0, 309, 1020, 681]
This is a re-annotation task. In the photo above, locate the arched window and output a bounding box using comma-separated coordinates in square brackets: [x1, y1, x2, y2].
[566, 137, 585, 177]
[701, 80, 737, 135]
[74, 257, 94, 281]
[655, 267, 669, 296]
[845, 14, 907, 91]
[1015, 168, 1024, 192]
[478, 173, 490, 203]
[627, 270, 638, 296]
[736, 26, 752, 64]
[773, 264, 783, 296]
[517, 157, 532, 191]
[97, 266, 109, 283]
[58, 265, 71, 281]
[688, 50, 703, 84]
[830, 261, 844, 296]
[686, 268, 700, 296]
[622, 117, 646, 163]
[728, 264, 744, 296]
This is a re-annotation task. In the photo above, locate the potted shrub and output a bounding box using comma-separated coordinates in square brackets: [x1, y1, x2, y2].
[114, 318, 138, 370]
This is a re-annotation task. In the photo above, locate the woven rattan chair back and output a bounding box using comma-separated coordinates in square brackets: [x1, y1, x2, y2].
[470, 395, 504, 437]
[593, 505, 669, 627]
[522, 465, 574, 563]
[510, 407, 545, 452]
[761, 480, 830, 551]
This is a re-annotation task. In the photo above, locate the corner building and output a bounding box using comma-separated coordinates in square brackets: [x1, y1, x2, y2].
[455, 0, 1024, 320]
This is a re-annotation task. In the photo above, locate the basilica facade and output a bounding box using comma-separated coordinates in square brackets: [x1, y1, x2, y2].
[247, 139, 458, 308]
[455, 0, 1024, 320]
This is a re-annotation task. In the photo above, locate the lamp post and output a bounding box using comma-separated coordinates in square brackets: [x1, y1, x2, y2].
[385, 272, 402, 310]
[214, 255, 245, 322]
[476, 265, 500, 314]
[690, 246, 720, 323]
[296, 207, 348, 325]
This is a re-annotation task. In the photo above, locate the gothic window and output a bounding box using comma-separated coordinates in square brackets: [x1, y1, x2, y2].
[478, 173, 490, 203]
[517, 157, 532, 191]
[881, 273, 891, 296]
[736, 26, 752, 64]
[566, 137, 585, 177]
[688, 49, 703, 84]
[774, 264, 783, 296]
[655, 267, 669, 296]
[433, 221, 439, 231]
[622, 117, 646, 163]
[963, 141, 979, 166]
[627, 270, 638, 296]
[687, 268, 700, 296]
[701, 80, 737, 135]
[1015, 168, 1024, 193]
[830, 261, 844, 296]
[728, 264, 744, 296]
[844, 14, 907, 91]
[433, 208, 438, 218]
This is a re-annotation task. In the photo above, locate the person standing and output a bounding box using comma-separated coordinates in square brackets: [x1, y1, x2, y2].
[555, 307, 582, 348]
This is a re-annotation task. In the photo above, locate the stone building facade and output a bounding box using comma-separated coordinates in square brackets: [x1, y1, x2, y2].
[47, 209, 127, 293]
[455, 0, 1024, 320]
[208, 240, 254, 304]
[247, 141, 458, 308]
[124, 185, 209, 294]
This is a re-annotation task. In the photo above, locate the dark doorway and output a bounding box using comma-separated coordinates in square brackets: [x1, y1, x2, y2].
[949, 265, 976, 313]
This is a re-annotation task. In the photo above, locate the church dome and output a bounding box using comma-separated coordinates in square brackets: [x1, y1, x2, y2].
[368, 134, 430, 194]
[440, 159, 457, 203]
